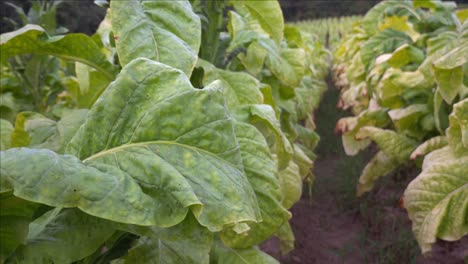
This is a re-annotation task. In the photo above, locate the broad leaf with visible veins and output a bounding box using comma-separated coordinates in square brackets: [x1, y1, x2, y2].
[0, 59, 260, 234]
[404, 155, 468, 253]
[110, 0, 201, 76]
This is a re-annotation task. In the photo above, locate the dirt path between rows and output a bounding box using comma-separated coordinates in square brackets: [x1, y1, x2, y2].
[262, 155, 366, 264]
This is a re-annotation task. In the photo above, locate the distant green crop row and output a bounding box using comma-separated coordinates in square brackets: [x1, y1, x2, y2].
[291, 16, 362, 48]
[333, 0, 467, 254]
[0, 1, 329, 263]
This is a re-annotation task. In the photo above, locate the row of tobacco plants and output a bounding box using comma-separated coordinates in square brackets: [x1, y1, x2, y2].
[333, 0, 467, 254]
[0, 0, 328, 263]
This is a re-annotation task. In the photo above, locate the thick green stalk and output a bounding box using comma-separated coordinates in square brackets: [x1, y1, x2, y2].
[199, 0, 226, 65]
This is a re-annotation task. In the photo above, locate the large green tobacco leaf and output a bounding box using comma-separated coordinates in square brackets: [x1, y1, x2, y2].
[110, 0, 201, 76]
[221, 122, 290, 248]
[404, 155, 468, 253]
[446, 99, 468, 156]
[9, 209, 115, 264]
[0, 25, 116, 80]
[230, 1, 284, 45]
[1, 59, 260, 232]
[115, 214, 212, 264]
[0, 192, 40, 262]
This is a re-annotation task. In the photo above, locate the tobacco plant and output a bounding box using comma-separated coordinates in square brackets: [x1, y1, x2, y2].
[0, 0, 328, 263]
[332, 0, 467, 253]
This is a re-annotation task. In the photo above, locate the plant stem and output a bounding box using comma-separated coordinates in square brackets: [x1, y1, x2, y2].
[199, 0, 226, 65]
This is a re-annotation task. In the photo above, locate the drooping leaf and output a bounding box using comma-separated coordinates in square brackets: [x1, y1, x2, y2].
[220, 122, 290, 248]
[278, 160, 302, 209]
[404, 155, 468, 253]
[276, 221, 295, 255]
[292, 143, 314, 179]
[110, 0, 201, 76]
[357, 151, 400, 196]
[0, 25, 116, 80]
